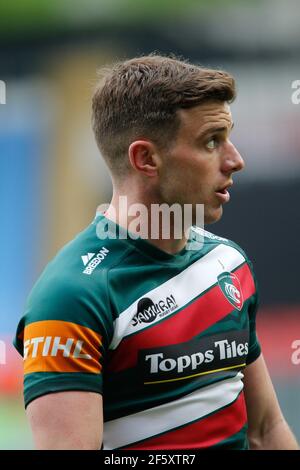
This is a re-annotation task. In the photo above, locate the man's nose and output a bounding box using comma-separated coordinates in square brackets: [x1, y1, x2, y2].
[222, 141, 245, 173]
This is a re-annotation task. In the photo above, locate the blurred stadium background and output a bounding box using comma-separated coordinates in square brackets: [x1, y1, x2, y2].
[0, 0, 299, 449]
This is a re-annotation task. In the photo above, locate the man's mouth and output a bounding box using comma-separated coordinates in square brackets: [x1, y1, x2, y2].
[215, 182, 233, 203]
[216, 188, 228, 195]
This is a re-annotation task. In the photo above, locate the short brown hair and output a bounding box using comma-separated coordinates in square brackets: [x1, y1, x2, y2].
[92, 54, 236, 176]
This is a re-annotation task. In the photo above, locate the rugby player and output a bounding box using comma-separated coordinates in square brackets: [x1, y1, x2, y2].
[14, 55, 299, 450]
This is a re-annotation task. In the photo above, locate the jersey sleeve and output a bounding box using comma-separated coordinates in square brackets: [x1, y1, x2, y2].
[245, 259, 261, 365]
[13, 269, 113, 408]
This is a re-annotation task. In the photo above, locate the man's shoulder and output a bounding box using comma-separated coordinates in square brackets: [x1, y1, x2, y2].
[24, 220, 133, 323]
[42, 219, 132, 285]
[14, 220, 129, 352]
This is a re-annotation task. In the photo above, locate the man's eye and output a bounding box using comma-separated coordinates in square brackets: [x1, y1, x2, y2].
[206, 138, 217, 149]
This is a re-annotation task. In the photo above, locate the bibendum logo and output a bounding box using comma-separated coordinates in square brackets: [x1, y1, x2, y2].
[138, 329, 249, 384]
[132, 295, 178, 327]
[217, 271, 244, 311]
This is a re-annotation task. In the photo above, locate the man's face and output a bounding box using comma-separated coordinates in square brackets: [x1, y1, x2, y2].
[158, 101, 245, 224]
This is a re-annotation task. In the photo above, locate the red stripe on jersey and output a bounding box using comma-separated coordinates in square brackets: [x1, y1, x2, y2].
[123, 391, 247, 450]
[108, 262, 255, 373]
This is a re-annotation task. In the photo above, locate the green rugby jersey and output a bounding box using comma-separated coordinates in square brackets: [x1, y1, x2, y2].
[14, 212, 261, 450]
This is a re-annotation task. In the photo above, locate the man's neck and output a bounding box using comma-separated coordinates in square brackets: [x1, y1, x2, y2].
[101, 193, 189, 255]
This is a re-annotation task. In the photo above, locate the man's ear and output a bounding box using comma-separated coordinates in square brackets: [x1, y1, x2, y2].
[128, 140, 161, 177]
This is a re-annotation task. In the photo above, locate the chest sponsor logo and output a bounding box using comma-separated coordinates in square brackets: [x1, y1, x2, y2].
[217, 271, 244, 311]
[131, 295, 178, 327]
[138, 329, 249, 384]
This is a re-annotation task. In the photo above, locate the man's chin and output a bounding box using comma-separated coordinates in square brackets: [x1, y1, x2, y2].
[204, 207, 223, 225]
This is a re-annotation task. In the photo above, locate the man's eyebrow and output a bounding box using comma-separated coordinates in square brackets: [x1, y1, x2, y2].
[197, 122, 234, 139]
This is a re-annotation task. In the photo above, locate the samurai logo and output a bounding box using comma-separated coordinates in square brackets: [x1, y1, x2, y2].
[217, 271, 244, 311]
[132, 295, 178, 327]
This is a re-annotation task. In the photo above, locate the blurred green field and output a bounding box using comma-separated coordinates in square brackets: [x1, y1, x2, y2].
[0, 397, 33, 450]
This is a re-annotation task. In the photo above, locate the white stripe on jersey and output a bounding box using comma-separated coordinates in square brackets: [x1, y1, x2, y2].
[103, 371, 244, 449]
[110, 244, 245, 349]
